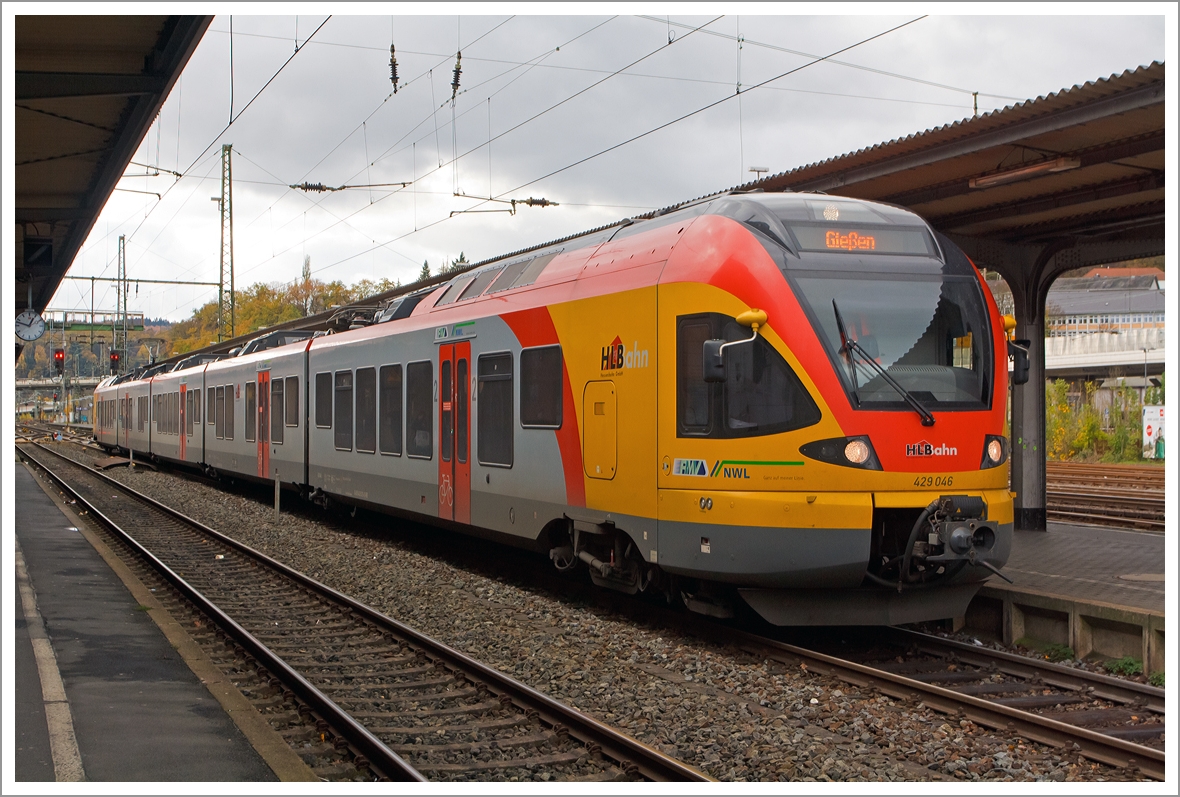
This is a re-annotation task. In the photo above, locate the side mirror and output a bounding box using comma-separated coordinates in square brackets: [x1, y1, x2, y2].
[703, 339, 726, 382]
[1008, 339, 1029, 385]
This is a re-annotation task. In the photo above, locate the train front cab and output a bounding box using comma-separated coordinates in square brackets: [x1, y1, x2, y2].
[652, 194, 1013, 626]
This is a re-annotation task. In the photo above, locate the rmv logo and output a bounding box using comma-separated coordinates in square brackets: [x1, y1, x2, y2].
[906, 440, 958, 457]
[601, 335, 649, 372]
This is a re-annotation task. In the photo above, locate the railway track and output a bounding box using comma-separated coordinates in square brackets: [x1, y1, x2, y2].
[726, 626, 1165, 781]
[17, 442, 709, 784]
[1045, 462, 1165, 531]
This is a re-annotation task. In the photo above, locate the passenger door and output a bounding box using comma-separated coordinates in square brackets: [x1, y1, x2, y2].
[437, 342, 471, 523]
[257, 370, 270, 479]
[179, 384, 187, 460]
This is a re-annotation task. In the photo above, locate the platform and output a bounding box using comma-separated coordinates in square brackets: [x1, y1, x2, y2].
[965, 521, 1165, 676]
[12, 461, 286, 782]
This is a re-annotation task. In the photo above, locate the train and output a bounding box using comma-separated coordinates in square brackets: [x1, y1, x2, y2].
[95, 191, 1018, 626]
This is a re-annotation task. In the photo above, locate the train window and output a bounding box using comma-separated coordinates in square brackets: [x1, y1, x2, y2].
[477, 353, 513, 467]
[441, 359, 452, 462]
[245, 382, 256, 442]
[285, 377, 299, 427]
[315, 372, 332, 428]
[676, 313, 821, 438]
[271, 378, 284, 444]
[225, 385, 235, 440]
[379, 364, 403, 456]
[193, 389, 201, 425]
[456, 358, 468, 463]
[207, 387, 215, 425]
[334, 371, 353, 450]
[677, 319, 713, 434]
[406, 360, 433, 458]
[186, 392, 194, 437]
[355, 367, 376, 454]
[520, 345, 563, 428]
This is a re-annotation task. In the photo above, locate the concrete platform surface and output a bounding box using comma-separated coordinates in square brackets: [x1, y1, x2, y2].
[13, 464, 278, 782]
[999, 522, 1164, 614]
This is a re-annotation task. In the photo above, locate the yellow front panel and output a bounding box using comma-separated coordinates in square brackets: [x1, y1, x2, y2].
[658, 489, 873, 529]
[582, 381, 616, 479]
[549, 287, 657, 518]
[874, 488, 1014, 524]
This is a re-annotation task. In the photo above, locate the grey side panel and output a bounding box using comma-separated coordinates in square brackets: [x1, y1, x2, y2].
[740, 583, 982, 626]
[657, 520, 870, 588]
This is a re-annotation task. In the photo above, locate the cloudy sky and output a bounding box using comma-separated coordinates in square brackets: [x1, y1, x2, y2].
[46, 7, 1169, 322]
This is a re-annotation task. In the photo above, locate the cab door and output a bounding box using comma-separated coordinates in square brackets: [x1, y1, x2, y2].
[257, 371, 270, 479]
[437, 341, 471, 523]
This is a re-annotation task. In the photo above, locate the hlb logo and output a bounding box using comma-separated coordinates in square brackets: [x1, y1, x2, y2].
[600, 335, 649, 372]
[906, 440, 958, 457]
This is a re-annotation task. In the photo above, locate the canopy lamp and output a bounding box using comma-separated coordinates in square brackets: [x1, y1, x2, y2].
[969, 157, 1081, 189]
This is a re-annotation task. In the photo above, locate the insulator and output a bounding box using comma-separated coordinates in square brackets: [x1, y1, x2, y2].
[389, 44, 398, 91]
[292, 182, 328, 193]
[451, 51, 462, 99]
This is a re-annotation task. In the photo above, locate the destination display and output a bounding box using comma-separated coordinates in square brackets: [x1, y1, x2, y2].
[790, 224, 934, 256]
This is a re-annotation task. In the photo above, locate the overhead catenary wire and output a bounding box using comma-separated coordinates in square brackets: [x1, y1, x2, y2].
[309, 15, 926, 279]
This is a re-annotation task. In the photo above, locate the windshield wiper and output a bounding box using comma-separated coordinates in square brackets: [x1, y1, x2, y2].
[832, 300, 935, 427]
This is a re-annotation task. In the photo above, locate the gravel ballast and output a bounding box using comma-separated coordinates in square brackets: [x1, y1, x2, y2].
[72, 449, 1141, 783]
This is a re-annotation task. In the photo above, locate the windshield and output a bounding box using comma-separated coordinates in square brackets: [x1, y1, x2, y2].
[789, 271, 992, 410]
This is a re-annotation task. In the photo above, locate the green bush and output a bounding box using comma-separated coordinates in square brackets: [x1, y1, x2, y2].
[1149, 671, 1164, 687]
[1042, 643, 1075, 663]
[1103, 656, 1143, 676]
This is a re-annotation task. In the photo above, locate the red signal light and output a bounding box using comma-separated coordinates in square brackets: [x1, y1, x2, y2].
[54, 348, 64, 374]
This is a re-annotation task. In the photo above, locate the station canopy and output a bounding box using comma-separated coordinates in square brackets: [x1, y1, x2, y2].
[13, 15, 211, 352]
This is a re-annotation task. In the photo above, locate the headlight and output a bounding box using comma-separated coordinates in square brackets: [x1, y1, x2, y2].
[844, 439, 870, 464]
[800, 435, 881, 470]
[981, 435, 1008, 469]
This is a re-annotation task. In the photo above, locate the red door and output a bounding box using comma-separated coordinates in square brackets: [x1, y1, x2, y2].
[179, 384, 187, 460]
[438, 342, 471, 523]
[257, 371, 270, 479]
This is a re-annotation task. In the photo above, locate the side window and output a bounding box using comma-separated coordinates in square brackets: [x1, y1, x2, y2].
[193, 389, 201, 425]
[285, 376, 299, 427]
[355, 367, 376, 453]
[677, 318, 713, 435]
[271, 378, 284, 444]
[379, 364, 403, 456]
[520, 345, 563, 428]
[215, 387, 224, 439]
[245, 382, 256, 442]
[405, 360, 433, 458]
[334, 371, 353, 450]
[676, 313, 821, 438]
[315, 372, 332, 428]
[207, 387, 215, 425]
[477, 353, 513, 467]
[186, 391, 194, 437]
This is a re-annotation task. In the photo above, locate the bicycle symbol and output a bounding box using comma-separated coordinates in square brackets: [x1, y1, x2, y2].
[439, 474, 453, 507]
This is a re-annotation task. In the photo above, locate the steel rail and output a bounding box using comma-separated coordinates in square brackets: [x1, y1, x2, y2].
[726, 628, 1164, 780]
[22, 443, 425, 782]
[22, 442, 710, 783]
[884, 627, 1165, 713]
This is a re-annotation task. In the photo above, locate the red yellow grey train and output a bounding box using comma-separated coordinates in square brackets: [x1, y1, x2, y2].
[94, 191, 1020, 626]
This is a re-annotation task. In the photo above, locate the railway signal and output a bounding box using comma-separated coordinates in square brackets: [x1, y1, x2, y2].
[53, 348, 64, 374]
[109, 350, 121, 374]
